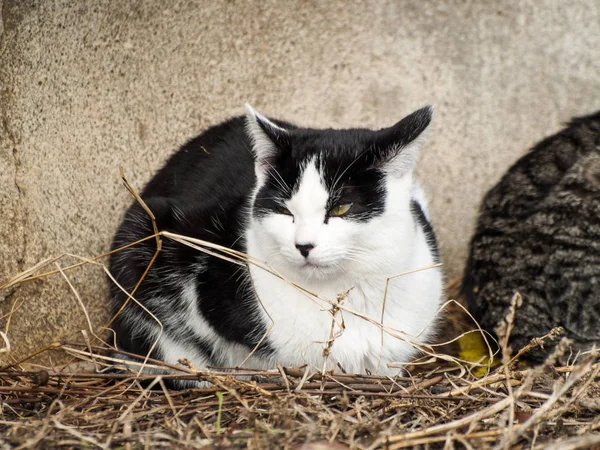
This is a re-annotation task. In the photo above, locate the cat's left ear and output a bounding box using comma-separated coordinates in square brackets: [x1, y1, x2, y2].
[371, 105, 433, 176]
[245, 104, 289, 183]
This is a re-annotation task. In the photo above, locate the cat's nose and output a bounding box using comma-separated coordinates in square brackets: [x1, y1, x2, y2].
[295, 243, 314, 258]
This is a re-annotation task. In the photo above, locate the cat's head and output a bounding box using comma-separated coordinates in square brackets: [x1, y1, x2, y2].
[245, 104, 432, 280]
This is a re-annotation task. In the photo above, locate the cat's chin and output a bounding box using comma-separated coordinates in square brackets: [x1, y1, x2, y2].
[295, 261, 341, 279]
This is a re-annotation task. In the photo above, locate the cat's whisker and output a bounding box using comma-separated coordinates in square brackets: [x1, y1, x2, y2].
[230, 232, 246, 249]
[256, 196, 288, 202]
[266, 163, 291, 195]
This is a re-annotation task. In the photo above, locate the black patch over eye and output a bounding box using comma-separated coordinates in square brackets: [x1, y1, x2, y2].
[252, 157, 299, 219]
[323, 166, 386, 222]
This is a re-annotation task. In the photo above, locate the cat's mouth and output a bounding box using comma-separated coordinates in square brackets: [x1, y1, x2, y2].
[301, 261, 322, 268]
[299, 260, 337, 276]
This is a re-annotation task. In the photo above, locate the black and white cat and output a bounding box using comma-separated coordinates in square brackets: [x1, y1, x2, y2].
[108, 105, 443, 380]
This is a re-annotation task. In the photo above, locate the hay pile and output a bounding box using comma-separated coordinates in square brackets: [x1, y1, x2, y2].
[1, 343, 599, 449]
[1, 176, 599, 449]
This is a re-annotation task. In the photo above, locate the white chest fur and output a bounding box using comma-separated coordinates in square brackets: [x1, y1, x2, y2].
[246, 240, 441, 375]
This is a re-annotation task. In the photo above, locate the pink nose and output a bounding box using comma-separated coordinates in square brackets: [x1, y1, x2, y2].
[295, 243, 314, 258]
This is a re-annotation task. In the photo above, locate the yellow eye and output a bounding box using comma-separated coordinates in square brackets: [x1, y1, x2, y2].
[329, 203, 353, 217]
[276, 206, 293, 216]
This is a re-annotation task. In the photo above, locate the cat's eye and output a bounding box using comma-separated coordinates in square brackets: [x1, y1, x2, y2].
[275, 206, 293, 216]
[329, 203, 353, 217]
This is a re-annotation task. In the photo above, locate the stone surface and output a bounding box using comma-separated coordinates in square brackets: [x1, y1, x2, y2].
[1, 0, 599, 360]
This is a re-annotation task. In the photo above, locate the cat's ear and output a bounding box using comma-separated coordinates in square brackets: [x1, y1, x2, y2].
[371, 105, 433, 176]
[245, 104, 289, 183]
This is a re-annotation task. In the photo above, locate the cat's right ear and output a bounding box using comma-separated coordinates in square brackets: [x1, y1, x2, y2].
[371, 105, 433, 176]
[245, 104, 289, 184]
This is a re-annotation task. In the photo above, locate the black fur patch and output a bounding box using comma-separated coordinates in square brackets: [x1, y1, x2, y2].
[410, 199, 440, 263]
[109, 117, 275, 362]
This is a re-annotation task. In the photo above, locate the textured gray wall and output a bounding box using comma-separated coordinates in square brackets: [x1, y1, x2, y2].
[1, 0, 599, 360]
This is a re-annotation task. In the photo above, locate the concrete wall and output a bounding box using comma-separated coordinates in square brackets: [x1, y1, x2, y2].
[1, 0, 599, 361]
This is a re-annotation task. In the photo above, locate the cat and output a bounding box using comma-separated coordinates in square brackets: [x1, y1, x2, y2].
[108, 105, 444, 384]
[461, 111, 600, 362]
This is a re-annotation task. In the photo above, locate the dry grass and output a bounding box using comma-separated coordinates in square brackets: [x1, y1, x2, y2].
[1, 173, 599, 449]
[0, 342, 599, 449]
